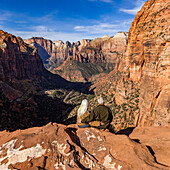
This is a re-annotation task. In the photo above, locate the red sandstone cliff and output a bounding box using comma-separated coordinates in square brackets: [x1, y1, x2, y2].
[91, 0, 170, 127]
[125, 0, 170, 126]
[72, 33, 128, 64]
[24, 38, 72, 68]
[0, 30, 92, 132]
[0, 30, 44, 82]
[25, 32, 128, 82]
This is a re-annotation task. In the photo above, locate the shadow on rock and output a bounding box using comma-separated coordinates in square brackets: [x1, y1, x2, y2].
[65, 127, 97, 161]
[146, 145, 169, 167]
[64, 115, 77, 125]
[116, 127, 136, 136]
[40, 69, 94, 95]
[0, 92, 75, 132]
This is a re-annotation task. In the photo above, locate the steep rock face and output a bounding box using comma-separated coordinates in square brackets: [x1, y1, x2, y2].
[91, 0, 170, 128]
[0, 30, 44, 82]
[125, 0, 170, 126]
[25, 33, 128, 82]
[24, 37, 53, 64]
[0, 123, 169, 169]
[79, 32, 128, 64]
[24, 37, 65, 67]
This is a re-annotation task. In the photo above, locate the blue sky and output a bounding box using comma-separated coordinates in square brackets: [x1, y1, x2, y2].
[0, 0, 147, 42]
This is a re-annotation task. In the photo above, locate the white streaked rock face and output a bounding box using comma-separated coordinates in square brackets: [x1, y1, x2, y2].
[52, 140, 70, 156]
[84, 129, 96, 141]
[113, 32, 128, 39]
[103, 155, 122, 170]
[53, 40, 64, 47]
[0, 139, 46, 170]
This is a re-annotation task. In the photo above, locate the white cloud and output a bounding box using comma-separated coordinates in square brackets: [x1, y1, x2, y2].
[3, 28, 97, 42]
[88, 0, 113, 3]
[120, 0, 145, 15]
[0, 10, 13, 21]
[31, 26, 54, 32]
[0, 6, 134, 43]
[119, 7, 141, 15]
[121, 19, 134, 26]
[74, 23, 118, 34]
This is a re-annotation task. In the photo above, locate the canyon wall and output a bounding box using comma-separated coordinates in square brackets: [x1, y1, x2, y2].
[0, 30, 93, 131]
[91, 0, 170, 128]
[54, 33, 128, 82]
[53, 33, 128, 82]
[24, 37, 74, 69]
[125, 0, 170, 126]
[0, 30, 44, 82]
[25, 32, 128, 82]
[70, 32, 128, 64]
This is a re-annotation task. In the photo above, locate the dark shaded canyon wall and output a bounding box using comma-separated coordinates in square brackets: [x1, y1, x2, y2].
[0, 30, 44, 82]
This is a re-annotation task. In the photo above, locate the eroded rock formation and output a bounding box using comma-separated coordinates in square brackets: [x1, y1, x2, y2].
[0, 123, 169, 169]
[25, 32, 128, 82]
[53, 32, 128, 82]
[24, 37, 92, 70]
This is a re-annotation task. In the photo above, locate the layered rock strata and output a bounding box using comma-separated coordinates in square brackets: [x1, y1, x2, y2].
[54, 32, 128, 82]
[25, 32, 128, 82]
[25, 37, 72, 68]
[24, 37, 92, 69]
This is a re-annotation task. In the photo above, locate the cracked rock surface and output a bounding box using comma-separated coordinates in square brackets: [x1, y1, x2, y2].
[0, 123, 169, 170]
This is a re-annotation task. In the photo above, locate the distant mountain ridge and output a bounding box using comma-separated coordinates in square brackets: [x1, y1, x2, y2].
[25, 32, 128, 82]
[24, 37, 92, 69]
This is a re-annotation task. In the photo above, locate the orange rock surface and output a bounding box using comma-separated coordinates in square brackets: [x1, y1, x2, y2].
[125, 0, 170, 126]
[0, 123, 169, 169]
[130, 126, 170, 167]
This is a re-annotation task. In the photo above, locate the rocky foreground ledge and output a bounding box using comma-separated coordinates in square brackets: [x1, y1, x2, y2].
[0, 123, 170, 170]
